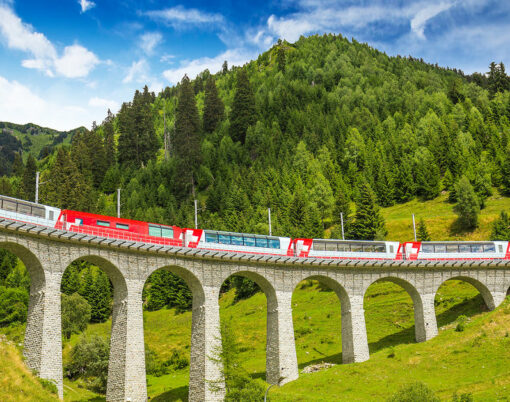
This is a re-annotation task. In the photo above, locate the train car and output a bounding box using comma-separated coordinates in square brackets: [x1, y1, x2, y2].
[404, 241, 510, 260]
[183, 228, 293, 256]
[57, 210, 183, 246]
[293, 238, 403, 259]
[0, 194, 60, 227]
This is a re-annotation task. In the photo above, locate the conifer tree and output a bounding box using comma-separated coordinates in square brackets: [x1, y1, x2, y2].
[90, 271, 112, 323]
[203, 77, 224, 133]
[12, 152, 24, 177]
[453, 176, 480, 230]
[103, 109, 116, 168]
[490, 211, 510, 240]
[276, 45, 286, 73]
[173, 75, 201, 197]
[61, 263, 82, 295]
[417, 218, 431, 241]
[350, 181, 387, 240]
[501, 151, 510, 195]
[229, 69, 256, 144]
[21, 154, 36, 201]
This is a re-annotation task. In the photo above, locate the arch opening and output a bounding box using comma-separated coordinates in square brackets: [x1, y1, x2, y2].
[140, 264, 203, 401]
[291, 276, 348, 370]
[363, 277, 422, 354]
[60, 255, 127, 399]
[217, 271, 277, 394]
[434, 278, 490, 330]
[507, 287, 510, 297]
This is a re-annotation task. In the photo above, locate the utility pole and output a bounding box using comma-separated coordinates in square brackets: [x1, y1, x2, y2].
[340, 212, 345, 240]
[268, 207, 272, 236]
[35, 171, 40, 204]
[412, 214, 417, 241]
[194, 199, 198, 229]
[117, 188, 121, 218]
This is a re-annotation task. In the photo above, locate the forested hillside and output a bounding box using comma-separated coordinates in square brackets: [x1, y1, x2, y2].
[2, 34, 510, 240]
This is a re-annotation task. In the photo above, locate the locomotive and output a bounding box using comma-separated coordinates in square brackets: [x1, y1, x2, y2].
[0, 194, 508, 261]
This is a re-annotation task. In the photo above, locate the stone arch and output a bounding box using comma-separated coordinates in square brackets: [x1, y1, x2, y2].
[363, 276, 430, 344]
[291, 275, 361, 365]
[435, 275, 496, 310]
[0, 241, 45, 286]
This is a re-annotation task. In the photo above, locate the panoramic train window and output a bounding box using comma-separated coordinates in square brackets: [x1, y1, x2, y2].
[149, 225, 161, 237]
[312, 241, 386, 252]
[243, 237, 256, 247]
[203, 231, 280, 249]
[483, 244, 496, 252]
[116, 223, 129, 230]
[421, 243, 497, 253]
[3, 199, 16, 212]
[96, 220, 110, 227]
[205, 232, 218, 243]
[161, 227, 173, 238]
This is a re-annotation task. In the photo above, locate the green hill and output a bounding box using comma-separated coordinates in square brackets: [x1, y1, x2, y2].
[53, 279, 509, 401]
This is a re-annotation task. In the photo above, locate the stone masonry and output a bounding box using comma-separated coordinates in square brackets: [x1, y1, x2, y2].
[0, 219, 509, 401]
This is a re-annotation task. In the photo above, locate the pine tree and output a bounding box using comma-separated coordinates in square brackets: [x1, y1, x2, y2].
[21, 154, 37, 201]
[173, 75, 202, 197]
[103, 109, 116, 168]
[453, 176, 480, 230]
[222, 60, 228, 74]
[490, 211, 510, 240]
[501, 151, 510, 195]
[203, 77, 224, 133]
[61, 263, 81, 295]
[12, 152, 24, 177]
[90, 271, 112, 323]
[276, 45, 286, 73]
[229, 69, 256, 144]
[417, 218, 431, 241]
[350, 181, 387, 240]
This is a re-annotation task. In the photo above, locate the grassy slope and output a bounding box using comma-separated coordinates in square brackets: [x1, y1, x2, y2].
[382, 191, 510, 242]
[59, 280, 510, 401]
[0, 336, 58, 401]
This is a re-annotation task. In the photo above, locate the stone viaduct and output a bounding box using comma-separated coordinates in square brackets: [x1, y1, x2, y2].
[0, 217, 509, 401]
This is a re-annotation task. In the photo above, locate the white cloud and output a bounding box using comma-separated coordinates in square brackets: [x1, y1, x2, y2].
[144, 6, 224, 29]
[410, 2, 454, 39]
[123, 59, 149, 83]
[54, 44, 99, 78]
[0, 75, 98, 130]
[162, 49, 255, 84]
[0, 4, 99, 78]
[79, 0, 95, 13]
[139, 32, 162, 55]
[89, 97, 119, 112]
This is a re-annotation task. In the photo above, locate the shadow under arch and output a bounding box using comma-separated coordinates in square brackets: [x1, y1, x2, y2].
[218, 270, 279, 383]
[363, 276, 428, 345]
[435, 276, 496, 310]
[291, 275, 353, 365]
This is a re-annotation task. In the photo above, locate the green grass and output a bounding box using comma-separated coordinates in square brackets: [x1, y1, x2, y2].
[50, 279, 510, 401]
[381, 191, 510, 242]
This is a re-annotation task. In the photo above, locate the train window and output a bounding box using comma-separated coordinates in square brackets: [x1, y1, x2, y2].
[244, 237, 256, 247]
[97, 220, 110, 227]
[116, 223, 129, 230]
[33, 206, 45, 218]
[351, 244, 362, 252]
[482, 244, 495, 253]
[218, 234, 230, 244]
[149, 225, 161, 237]
[434, 244, 446, 253]
[499, 245, 503, 253]
[459, 244, 470, 253]
[376, 245, 386, 253]
[388, 245, 393, 253]
[255, 237, 268, 248]
[337, 244, 350, 252]
[471, 244, 482, 253]
[205, 233, 218, 243]
[363, 245, 375, 252]
[161, 227, 173, 238]
[75, 219, 83, 226]
[231, 236, 243, 245]
[3, 199, 16, 212]
[446, 245, 459, 253]
[326, 242, 337, 251]
[312, 241, 325, 251]
[422, 244, 434, 253]
[268, 239, 280, 249]
[17, 203, 32, 215]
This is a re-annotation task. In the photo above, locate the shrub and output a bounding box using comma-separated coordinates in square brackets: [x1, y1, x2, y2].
[65, 335, 110, 394]
[452, 392, 473, 402]
[38, 378, 58, 395]
[0, 286, 28, 325]
[388, 382, 439, 402]
[61, 293, 91, 339]
[455, 315, 467, 332]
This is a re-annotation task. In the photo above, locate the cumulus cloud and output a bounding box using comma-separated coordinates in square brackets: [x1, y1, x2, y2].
[410, 2, 453, 39]
[162, 49, 255, 84]
[0, 4, 99, 77]
[123, 59, 149, 84]
[0, 75, 98, 130]
[139, 32, 163, 55]
[79, 0, 95, 13]
[144, 6, 224, 29]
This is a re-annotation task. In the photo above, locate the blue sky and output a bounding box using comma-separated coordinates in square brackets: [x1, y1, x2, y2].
[0, 0, 509, 130]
